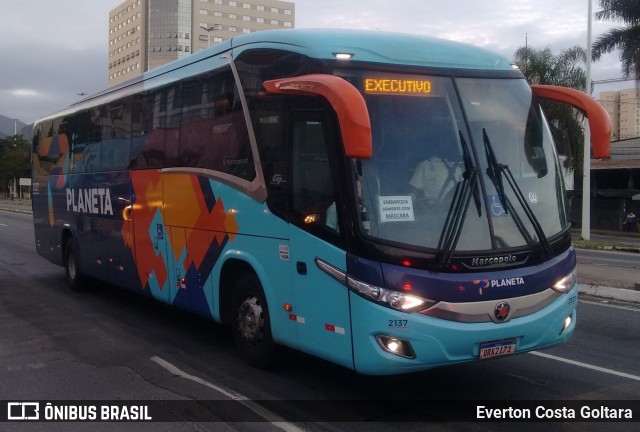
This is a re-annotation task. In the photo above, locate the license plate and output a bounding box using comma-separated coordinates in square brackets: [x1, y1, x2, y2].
[479, 339, 516, 359]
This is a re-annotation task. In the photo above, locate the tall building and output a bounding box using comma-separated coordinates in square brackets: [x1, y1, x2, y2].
[109, 0, 295, 85]
[619, 88, 640, 140]
[600, 90, 620, 142]
[600, 88, 640, 141]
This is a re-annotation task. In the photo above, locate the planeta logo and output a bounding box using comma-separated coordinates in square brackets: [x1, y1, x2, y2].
[66, 188, 113, 216]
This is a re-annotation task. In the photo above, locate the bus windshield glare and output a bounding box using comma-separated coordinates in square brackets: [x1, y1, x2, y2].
[355, 73, 567, 252]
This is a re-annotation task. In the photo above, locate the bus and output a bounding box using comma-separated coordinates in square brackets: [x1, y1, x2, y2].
[32, 29, 611, 375]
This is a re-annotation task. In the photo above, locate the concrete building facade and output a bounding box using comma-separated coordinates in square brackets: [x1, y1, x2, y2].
[109, 0, 295, 85]
[599, 88, 640, 141]
[619, 88, 640, 140]
[599, 90, 620, 141]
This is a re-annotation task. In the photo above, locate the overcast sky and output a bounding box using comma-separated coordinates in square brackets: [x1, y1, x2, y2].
[0, 0, 628, 124]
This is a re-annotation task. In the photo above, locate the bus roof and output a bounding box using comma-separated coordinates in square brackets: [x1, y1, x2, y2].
[131, 29, 516, 87]
[39, 29, 515, 123]
[228, 28, 515, 71]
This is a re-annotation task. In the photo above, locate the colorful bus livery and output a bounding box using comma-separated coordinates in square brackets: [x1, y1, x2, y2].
[32, 29, 610, 375]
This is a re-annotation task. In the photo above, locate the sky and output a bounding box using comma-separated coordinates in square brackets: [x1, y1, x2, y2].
[0, 0, 630, 124]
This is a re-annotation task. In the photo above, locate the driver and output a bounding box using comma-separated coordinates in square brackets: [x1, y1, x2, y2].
[409, 154, 462, 202]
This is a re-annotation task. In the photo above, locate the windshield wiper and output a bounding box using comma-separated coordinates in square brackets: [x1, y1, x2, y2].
[461, 130, 482, 218]
[483, 129, 507, 214]
[437, 131, 481, 267]
[482, 128, 552, 257]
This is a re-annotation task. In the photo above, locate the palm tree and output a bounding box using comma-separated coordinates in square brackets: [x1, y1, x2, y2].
[592, 0, 640, 82]
[515, 46, 587, 91]
[513, 46, 587, 176]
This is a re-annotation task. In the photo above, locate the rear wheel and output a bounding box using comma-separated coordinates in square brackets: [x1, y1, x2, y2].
[64, 237, 86, 291]
[231, 273, 276, 369]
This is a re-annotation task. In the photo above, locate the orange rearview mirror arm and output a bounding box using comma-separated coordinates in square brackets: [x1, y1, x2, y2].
[263, 74, 372, 159]
[532, 84, 611, 159]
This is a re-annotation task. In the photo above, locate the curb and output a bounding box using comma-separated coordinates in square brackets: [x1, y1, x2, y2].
[0, 205, 32, 215]
[578, 284, 640, 304]
[575, 244, 640, 254]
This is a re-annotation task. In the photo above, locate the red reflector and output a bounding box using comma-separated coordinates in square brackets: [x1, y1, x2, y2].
[402, 260, 412, 267]
[402, 283, 412, 291]
[325, 324, 336, 332]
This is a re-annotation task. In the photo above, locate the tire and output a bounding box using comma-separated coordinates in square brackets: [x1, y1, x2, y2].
[64, 237, 86, 291]
[231, 273, 276, 369]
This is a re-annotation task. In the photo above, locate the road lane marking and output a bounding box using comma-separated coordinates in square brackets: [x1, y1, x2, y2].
[0, 223, 7, 227]
[529, 351, 640, 382]
[151, 356, 305, 432]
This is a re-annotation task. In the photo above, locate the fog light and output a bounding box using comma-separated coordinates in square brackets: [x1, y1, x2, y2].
[375, 335, 416, 359]
[560, 314, 572, 334]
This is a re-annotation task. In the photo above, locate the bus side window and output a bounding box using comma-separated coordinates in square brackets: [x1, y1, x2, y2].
[290, 115, 340, 236]
[69, 111, 89, 174]
[35, 122, 53, 176]
[129, 94, 147, 167]
[84, 107, 103, 173]
[131, 89, 167, 169]
[101, 98, 132, 172]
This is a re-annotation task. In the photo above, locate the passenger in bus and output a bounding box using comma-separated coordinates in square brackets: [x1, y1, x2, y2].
[409, 152, 462, 204]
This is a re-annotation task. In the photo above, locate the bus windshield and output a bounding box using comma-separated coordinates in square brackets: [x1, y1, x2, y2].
[354, 73, 568, 253]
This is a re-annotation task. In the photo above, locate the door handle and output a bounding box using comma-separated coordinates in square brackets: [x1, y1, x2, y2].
[296, 261, 307, 275]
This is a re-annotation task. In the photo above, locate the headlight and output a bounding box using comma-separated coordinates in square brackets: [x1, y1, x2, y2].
[347, 276, 435, 313]
[552, 267, 577, 293]
[314, 258, 435, 313]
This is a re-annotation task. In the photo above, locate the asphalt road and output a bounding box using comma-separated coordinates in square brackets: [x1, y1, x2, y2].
[1, 210, 639, 432]
[577, 248, 640, 288]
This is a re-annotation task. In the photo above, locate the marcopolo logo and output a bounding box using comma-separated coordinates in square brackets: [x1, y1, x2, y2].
[470, 254, 518, 267]
[494, 301, 511, 322]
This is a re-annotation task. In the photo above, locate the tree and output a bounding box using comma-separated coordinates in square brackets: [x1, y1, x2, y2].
[513, 46, 587, 179]
[592, 0, 640, 82]
[0, 135, 31, 196]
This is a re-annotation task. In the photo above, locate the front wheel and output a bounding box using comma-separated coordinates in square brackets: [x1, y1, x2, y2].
[64, 237, 86, 291]
[231, 273, 276, 369]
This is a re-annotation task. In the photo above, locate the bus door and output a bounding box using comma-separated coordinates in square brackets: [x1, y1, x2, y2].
[287, 112, 354, 369]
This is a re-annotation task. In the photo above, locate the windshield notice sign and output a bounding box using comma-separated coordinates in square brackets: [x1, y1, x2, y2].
[379, 196, 415, 223]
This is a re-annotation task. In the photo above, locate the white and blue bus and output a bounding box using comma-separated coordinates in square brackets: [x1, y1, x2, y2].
[32, 29, 610, 374]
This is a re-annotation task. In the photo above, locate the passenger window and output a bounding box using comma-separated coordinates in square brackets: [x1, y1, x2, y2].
[101, 100, 132, 172]
[129, 94, 148, 167]
[83, 107, 104, 172]
[69, 111, 89, 174]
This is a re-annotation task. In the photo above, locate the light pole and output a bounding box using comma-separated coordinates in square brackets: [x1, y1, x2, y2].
[200, 24, 222, 47]
[581, 0, 593, 240]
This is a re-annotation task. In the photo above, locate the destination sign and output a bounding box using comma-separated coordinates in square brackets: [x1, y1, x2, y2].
[364, 77, 433, 96]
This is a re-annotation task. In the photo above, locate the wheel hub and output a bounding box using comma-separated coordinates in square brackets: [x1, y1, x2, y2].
[237, 297, 264, 343]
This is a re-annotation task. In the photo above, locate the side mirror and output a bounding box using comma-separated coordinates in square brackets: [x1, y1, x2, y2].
[263, 74, 372, 159]
[532, 85, 612, 159]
